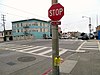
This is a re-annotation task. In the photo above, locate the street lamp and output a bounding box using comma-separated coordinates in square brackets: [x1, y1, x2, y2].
[82, 16, 92, 39]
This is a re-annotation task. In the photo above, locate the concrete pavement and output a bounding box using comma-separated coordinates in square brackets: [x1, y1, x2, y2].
[48, 40, 100, 75]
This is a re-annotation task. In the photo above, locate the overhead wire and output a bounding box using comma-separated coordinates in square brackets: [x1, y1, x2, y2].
[0, 3, 48, 20]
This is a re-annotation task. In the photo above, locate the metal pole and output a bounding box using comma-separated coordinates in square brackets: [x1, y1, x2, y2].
[51, 0, 60, 75]
[89, 17, 91, 38]
[96, 15, 98, 26]
[82, 16, 92, 39]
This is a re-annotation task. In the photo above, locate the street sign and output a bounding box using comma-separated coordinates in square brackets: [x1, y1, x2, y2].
[50, 21, 61, 25]
[48, 3, 64, 21]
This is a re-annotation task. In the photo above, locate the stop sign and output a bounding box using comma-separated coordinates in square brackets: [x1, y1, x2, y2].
[48, 3, 64, 21]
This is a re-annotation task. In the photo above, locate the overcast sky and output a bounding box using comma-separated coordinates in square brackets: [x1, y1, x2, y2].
[0, 0, 100, 33]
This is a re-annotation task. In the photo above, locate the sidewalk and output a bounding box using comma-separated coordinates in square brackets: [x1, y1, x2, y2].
[48, 41, 100, 75]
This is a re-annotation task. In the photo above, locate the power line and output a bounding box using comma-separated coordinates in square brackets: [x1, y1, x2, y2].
[0, 3, 48, 19]
[0, 11, 28, 19]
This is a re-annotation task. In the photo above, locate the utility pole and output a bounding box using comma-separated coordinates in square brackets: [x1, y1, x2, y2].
[89, 17, 91, 37]
[96, 14, 98, 26]
[51, 0, 60, 75]
[1, 14, 6, 41]
[82, 16, 92, 39]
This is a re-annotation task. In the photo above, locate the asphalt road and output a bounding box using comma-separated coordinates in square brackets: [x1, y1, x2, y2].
[0, 39, 83, 75]
[4, 39, 83, 50]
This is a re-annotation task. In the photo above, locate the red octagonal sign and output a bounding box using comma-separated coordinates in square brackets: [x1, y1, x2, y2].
[48, 3, 64, 21]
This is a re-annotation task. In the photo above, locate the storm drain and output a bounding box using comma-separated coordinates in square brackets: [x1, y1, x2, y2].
[6, 62, 16, 66]
[17, 56, 36, 62]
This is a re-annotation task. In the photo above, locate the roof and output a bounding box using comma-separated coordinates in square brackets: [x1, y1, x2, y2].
[12, 18, 49, 23]
[5, 30, 12, 32]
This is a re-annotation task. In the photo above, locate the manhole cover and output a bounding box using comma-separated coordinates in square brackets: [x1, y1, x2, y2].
[6, 62, 16, 66]
[17, 56, 36, 62]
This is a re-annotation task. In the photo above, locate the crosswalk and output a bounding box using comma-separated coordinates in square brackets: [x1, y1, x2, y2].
[0, 40, 99, 58]
[0, 44, 68, 58]
[78, 40, 99, 51]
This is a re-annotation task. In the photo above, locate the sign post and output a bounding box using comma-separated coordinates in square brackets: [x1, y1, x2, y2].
[48, 0, 64, 75]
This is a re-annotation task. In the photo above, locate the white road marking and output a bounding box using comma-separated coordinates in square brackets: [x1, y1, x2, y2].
[68, 50, 85, 53]
[76, 41, 86, 52]
[27, 47, 48, 53]
[38, 49, 52, 55]
[59, 49, 68, 55]
[19, 46, 42, 52]
[80, 47, 98, 50]
[4, 45, 33, 50]
[1, 44, 69, 58]
[82, 46, 98, 48]
[49, 49, 68, 57]
[12, 46, 34, 50]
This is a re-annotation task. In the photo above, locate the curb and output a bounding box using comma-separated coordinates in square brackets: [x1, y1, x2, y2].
[98, 40, 100, 51]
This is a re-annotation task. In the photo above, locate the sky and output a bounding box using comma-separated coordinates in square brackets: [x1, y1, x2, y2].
[0, 0, 100, 33]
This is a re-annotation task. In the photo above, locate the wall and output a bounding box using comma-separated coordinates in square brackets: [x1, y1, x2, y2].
[12, 19, 50, 40]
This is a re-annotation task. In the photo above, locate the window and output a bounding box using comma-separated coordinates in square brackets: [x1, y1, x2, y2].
[21, 23, 23, 27]
[17, 24, 19, 27]
[33, 22, 38, 26]
[40, 28, 42, 32]
[21, 29, 23, 32]
[2, 33, 3, 36]
[43, 28, 45, 32]
[45, 24, 49, 27]
[29, 24, 31, 26]
[6, 32, 7, 35]
[45, 28, 49, 32]
[43, 23, 45, 27]
[17, 29, 19, 33]
[26, 24, 28, 26]
[9, 32, 11, 35]
[40, 22, 42, 26]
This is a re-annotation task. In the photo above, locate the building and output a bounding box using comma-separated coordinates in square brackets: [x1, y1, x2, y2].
[0, 31, 3, 42]
[62, 31, 81, 39]
[12, 18, 50, 40]
[0, 30, 12, 42]
[5, 30, 13, 41]
[96, 25, 100, 31]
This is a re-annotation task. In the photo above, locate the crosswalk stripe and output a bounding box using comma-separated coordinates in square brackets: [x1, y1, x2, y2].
[38, 49, 52, 55]
[80, 48, 98, 50]
[49, 49, 68, 57]
[4, 45, 33, 49]
[59, 49, 68, 55]
[82, 46, 98, 48]
[27, 47, 48, 53]
[19, 46, 42, 52]
[10, 46, 33, 50]
[1, 44, 68, 57]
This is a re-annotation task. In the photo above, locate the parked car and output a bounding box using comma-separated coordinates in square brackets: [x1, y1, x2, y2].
[78, 33, 89, 40]
[61, 36, 69, 39]
[89, 33, 94, 39]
